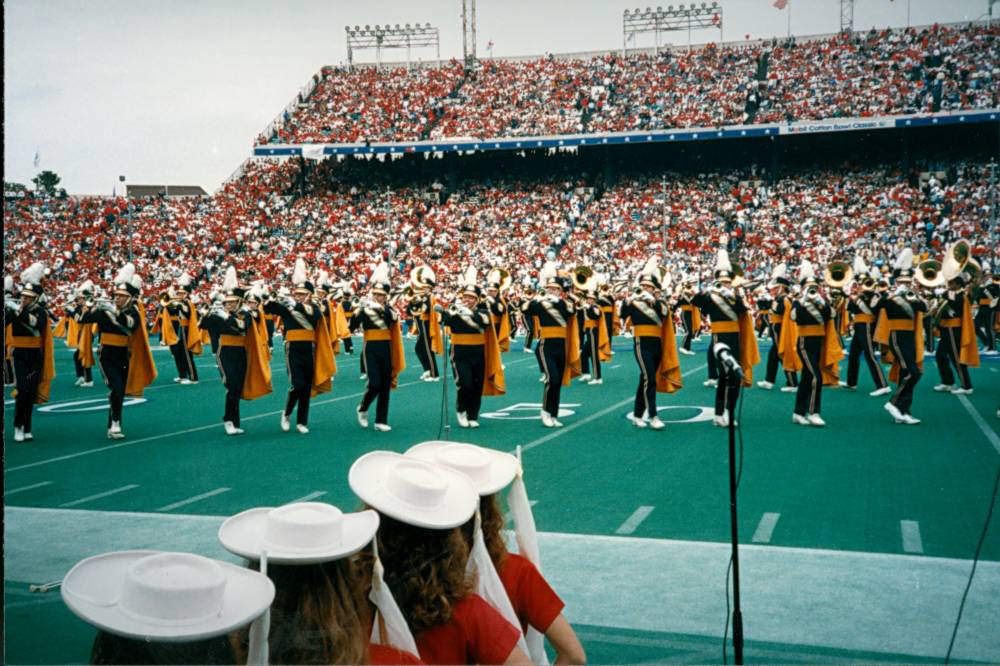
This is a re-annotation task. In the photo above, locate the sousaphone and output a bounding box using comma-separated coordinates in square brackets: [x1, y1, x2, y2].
[823, 260, 854, 290]
[941, 239, 982, 284]
[915, 260, 944, 288]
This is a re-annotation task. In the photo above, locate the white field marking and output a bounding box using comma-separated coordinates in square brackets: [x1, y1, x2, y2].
[6, 380, 423, 473]
[615, 506, 655, 535]
[4, 481, 52, 497]
[752, 512, 781, 543]
[956, 394, 1000, 455]
[5, 596, 65, 610]
[5, 507, 999, 663]
[144, 378, 220, 391]
[517, 364, 707, 454]
[59, 484, 140, 508]
[287, 490, 327, 504]
[901, 520, 924, 554]
[155, 487, 231, 512]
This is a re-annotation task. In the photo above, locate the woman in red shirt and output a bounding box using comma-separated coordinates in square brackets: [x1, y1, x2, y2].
[406, 441, 586, 665]
[218, 501, 422, 665]
[350, 451, 531, 666]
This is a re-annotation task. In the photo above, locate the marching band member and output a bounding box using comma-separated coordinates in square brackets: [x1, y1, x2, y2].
[353, 262, 406, 432]
[407, 266, 442, 381]
[519, 278, 539, 355]
[620, 257, 682, 430]
[443, 267, 506, 428]
[67, 280, 96, 387]
[264, 259, 335, 435]
[8, 263, 55, 442]
[932, 272, 979, 394]
[874, 249, 928, 425]
[162, 273, 201, 384]
[4, 276, 15, 387]
[578, 279, 610, 385]
[974, 269, 999, 355]
[675, 276, 699, 357]
[340, 281, 356, 354]
[597, 277, 618, 356]
[485, 269, 512, 353]
[79, 263, 157, 440]
[692, 249, 759, 427]
[785, 260, 842, 427]
[757, 264, 799, 392]
[524, 262, 581, 428]
[844, 261, 891, 395]
[200, 267, 272, 436]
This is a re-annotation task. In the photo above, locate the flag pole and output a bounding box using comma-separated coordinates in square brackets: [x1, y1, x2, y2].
[787, 0, 791, 39]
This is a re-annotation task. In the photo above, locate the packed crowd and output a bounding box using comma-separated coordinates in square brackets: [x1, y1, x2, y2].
[259, 23, 999, 145]
[5, 154, 997, 316]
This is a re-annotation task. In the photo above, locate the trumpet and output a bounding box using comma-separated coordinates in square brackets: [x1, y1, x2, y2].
[804, 285, 821, 299]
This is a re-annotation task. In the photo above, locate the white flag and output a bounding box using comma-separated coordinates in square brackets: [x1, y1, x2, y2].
[301, 144, 325, 160]
[33, 149, 40, 169]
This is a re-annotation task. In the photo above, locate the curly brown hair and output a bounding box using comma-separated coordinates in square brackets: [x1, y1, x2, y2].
[461, 493, 509, 571]
[366, 512, 474, 635]
[232, 559, 370, 665]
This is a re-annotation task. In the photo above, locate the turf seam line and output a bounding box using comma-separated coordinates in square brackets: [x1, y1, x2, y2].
[955, 394, 1000, 455]
[59, 484, 140, 508]
[156, 487, 231, 512]
[6, 380, 424, 473]
[4, 481, 53, 496]
[752, 512, 781, 544]
[516, 363, 707, 454]
[615, 506, 655, 535]
[287, 490, 328, 504]
[900, 520, 924, 554]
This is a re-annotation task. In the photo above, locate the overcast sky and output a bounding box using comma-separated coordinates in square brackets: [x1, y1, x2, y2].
[4, 0, 993, 195]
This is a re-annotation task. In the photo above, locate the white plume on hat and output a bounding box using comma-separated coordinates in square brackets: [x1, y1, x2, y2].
[292, 258, 309, 285]
[539, 261, 558, 284]
[460, 266, 478, 289]
[223, 265, 238, 292]
[853, 256, 868, 275]
[640, 255, 660, 279]
[130, 274, 143, 291]
[76, 279, 95, 296]
[798, 259, 816, 282]
[316, 269, 330, 287]
[177, 273, 192, 288]
[4, 275, 13, 292]
[894, 248, 914, 271]
[370, 262, 391, 285]
[715, 248, 732, 273]
[20, 262, 46, 286]
[771, 263, 787, 280]
[114, 263, 136, 286]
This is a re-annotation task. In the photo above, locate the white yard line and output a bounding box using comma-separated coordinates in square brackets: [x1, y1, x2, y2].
[6, 380, 423, 473]
[615, 506, 655, 535]
[956, 394, 1000, 455]
[287, 490, 328, 504]
[4, 481, 52, 497]
[901, 520, 924, 554]
[752, 512, 781, 544]
[518, 364, 707, 454]
[59, 484, 140, 508]
[155, 487, 231, 512]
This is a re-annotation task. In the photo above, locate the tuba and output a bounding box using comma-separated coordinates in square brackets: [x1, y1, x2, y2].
[823, 260, 854, 290]
[915, 259, 944, 288]
[941, 239, 982, 284]
[409, 265, 435, 293]
[573, 265, 594, 290]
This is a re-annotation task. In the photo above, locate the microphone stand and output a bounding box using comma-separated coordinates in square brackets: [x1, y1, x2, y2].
[439, 312, 451, 441]
[723, 359, 745, 664]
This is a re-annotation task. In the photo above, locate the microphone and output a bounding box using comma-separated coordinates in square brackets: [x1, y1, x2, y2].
[713, 342, 743, 379]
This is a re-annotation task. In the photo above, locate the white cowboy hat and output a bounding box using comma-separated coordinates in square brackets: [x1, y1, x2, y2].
[405, 441, 517, 497]
[218, 502, 379, 565]
[61, 551, 274, 642]
[349, 451, 478, 529]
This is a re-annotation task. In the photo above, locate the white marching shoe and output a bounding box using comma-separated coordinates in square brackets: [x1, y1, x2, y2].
[80, 381, 94, 388]
[951, 387, 973, 395]
[780, 386, 798, 393]
[884, 402, 903, 421]
[457, 411, 470, 428]
[423, 375, 440, 383]
[896, 413, 921, 425]
[756, 381, 774, 390]
[373, 423, 392, 432]
[179, 378, 193, 385]
[468, 419, 480, 428]
[869, 386, 891, 397]
[108, 421, 125, 440]
[932, 384, 954, 392]
[224, 421, 244, 436]
[280, 413, 291, 432]
[628, 413, 648, 429]
[356, 407, 369, 429]
[578, 373, 592, 382]
[74, 377, 84, 386]
[420, 370, 430, 380]
[679, 348, 695, 356]
[807, 413, 826, 427]
[24, 431, 34, 441]
[541, 411, 556, 428]
[588, 378, 603, 385]
[539, 375, 547, 383]
[296, 424, 310, 434]
[173, 377, 182, 383]
[14, 427, 25, 442]
[703, 379, 718, 387]
[648, 417, 666, 430]
[360, 373, 368, 380]
[792, 413, 810, 426]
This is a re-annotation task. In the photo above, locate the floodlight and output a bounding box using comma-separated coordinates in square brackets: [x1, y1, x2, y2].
[354, 25, 360, 31]
[657, 6, 663, 12]
[405, 23, 411, 28]
[425, 22, 431, 28]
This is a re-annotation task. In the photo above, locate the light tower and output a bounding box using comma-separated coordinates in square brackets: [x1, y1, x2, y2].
[840, 0, 854, 33]
[461, 0, 477, 70]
